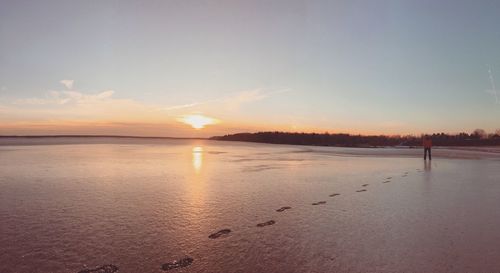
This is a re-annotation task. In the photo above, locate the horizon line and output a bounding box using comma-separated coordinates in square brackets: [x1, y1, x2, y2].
[0, 134, 208, 140]
[0, 130, 489, 140]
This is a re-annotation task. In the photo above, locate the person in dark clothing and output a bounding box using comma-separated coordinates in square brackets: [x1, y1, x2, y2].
[423, 136, 432, 160]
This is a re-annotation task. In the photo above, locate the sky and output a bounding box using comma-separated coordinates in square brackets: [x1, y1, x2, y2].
[1, 0, 500, 137]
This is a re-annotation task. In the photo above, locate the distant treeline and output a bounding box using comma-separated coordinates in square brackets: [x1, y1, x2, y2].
[210, 130, 500, 147]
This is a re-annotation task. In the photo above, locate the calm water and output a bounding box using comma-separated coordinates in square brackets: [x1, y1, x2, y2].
[1, 138, 500, 273]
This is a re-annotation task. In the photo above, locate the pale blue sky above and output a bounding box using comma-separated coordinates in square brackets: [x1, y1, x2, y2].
[1, 0, 500, 136]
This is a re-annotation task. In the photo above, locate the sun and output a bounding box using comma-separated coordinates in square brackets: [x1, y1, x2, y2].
[180, 114, 219, 129]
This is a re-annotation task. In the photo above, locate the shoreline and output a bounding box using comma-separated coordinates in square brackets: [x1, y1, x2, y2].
[1, 136, 500, 160]
[0, 135, 206, 140]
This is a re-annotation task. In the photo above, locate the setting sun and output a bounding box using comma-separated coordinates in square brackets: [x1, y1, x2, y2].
[180, 114, 219, 129]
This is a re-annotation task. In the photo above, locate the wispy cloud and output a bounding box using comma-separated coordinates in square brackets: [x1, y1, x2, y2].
[223, 88, 290, 110]
[1, 81, 292, 136]
[163, 101, 206, 111]
[14, 90, 115, 105]
[162, 88, 291, 112]
[60, 79, 74, 90]
[7, 81, 267, 125]
[4, 81, 155, 123]
[486, 65, 499, 104]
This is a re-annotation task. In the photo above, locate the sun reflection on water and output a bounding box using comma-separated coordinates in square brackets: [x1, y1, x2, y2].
[192, 146, 203, 173]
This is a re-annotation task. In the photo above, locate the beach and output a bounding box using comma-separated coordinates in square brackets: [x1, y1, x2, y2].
[1, 137, 500, 273]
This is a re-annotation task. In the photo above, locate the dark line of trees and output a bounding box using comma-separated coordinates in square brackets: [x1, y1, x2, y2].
[210, 129, 500, 147]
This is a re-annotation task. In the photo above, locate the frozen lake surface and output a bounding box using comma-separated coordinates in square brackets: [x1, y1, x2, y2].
[1, 137, 500, 273]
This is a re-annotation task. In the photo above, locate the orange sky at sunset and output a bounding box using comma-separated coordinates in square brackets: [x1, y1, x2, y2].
[2, 1, 500, 137]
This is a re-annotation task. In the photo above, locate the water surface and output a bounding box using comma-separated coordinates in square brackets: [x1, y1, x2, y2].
[1, 138, 500, 273]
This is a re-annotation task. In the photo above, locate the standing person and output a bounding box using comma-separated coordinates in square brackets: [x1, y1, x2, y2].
[423, 136, 432, 160]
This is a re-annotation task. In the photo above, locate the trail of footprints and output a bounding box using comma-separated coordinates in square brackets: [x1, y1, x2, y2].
[78, 170, 415, 272]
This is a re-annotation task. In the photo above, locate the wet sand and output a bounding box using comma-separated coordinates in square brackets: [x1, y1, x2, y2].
[1, 137, 500, 272]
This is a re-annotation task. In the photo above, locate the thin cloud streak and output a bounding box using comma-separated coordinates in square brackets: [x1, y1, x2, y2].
[486, 65, 499, 104]
[163, 102, 203, 111]
[13, 90, 115, 105]
[161, 88, 291, 112]
[60, 79, 74, 90]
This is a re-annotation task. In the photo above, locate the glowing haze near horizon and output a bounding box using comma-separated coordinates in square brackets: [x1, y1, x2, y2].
[1, 0, 500, 137]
